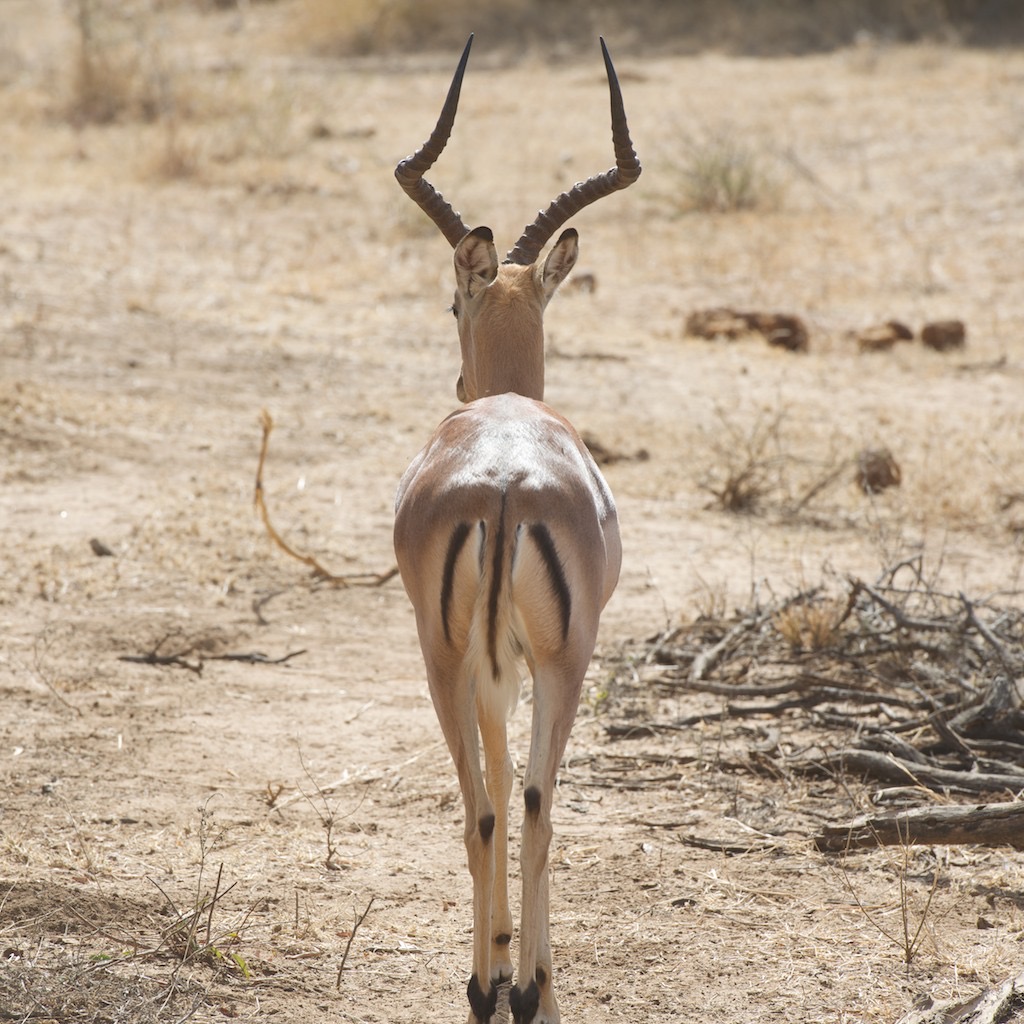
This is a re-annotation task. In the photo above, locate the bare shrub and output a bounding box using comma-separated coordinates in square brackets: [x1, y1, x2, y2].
[699, 407, 787, 513]
[669, 127, 784, 213]
[698, 406, 848, 517]
[65, 0, 201, 179]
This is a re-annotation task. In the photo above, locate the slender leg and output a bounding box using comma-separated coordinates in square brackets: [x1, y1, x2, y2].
[422, 658, 498, 1024]
[479, 701, 515, 986]
[510, 658, 588, 1024]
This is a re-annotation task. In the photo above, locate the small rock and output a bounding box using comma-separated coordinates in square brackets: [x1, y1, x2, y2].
[855, 320, 914, 352]
[921, 319, 966, 352]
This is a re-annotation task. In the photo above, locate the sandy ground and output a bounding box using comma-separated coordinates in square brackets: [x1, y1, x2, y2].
[2, 3, 1023, 1022]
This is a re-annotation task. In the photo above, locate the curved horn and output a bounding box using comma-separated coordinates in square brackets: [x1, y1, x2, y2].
[504, 38, 641, 266]
[394, 34, 474, 248]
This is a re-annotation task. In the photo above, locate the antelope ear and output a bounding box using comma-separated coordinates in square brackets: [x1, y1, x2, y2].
[455, 226, 499, 298]
[540, 228, 579, 299]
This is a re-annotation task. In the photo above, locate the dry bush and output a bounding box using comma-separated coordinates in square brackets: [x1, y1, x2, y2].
[668, 127, 785, 214]
[699, 410, 785, 513]
[698, 406, 849, 518]
[65, 0, 203, 179]
[145, 119, 200, 180]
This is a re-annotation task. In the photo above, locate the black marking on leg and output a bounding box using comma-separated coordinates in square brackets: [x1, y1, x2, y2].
[535, 965, 547, 986]
[524, 785, 542, 817]
[495, 932, 511, 946]
[441, 522, 472, 644]
[510, 980, 540, 1024]
[487, 496, 507, 680]
[478, 812, 495, 844]
[467, 973, 497, 1023]
[527, 523, 571, 641]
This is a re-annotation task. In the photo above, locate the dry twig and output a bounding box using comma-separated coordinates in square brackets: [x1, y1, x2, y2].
[336, 897, 375, 987]
[604, 559, 1024, 813]
[254, 409, 397, 587]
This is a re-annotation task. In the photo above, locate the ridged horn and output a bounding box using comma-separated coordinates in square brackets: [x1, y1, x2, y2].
[504, 37, 641, 266]
[394, 34, 474, 248]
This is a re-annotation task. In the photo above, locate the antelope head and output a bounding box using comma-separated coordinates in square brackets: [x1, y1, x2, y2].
[395, 36, 641, 404]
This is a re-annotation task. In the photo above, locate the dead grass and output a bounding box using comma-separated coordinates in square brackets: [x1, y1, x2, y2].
[772, 596, 845, 650]
[668, 127, 786, 214]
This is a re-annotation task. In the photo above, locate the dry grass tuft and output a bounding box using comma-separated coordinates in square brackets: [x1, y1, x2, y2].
[669, 127, 785, 214]
[773, 597, 846, 651]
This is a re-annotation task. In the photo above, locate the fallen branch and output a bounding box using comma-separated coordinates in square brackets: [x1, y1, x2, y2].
[606, 561, 1024, 797]
[119, 647, 203, 675]
[894, 969, 1024, 1024]
[120, 636, 307, 675]
[208, 650, 307, 666]
[814, 801, 1024, 852]
[690, 610, 765, 681]
[800, 749, 1024, 797]
[255, 410, 398, 588]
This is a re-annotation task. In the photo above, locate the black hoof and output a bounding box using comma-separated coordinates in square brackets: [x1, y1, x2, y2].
[509, 979, 540, 1024]
[467, 974, 498, 1023]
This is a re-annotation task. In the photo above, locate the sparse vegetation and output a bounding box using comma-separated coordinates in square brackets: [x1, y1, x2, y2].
[64, 0, 202, 179]
[66, 0, 160, 125]
[697, 405, 853, 518]
[699, 406, 789, 513]
[835, 839, 944, 967]
[670, 127, 785, 214]
[295, 0, 481, 56]
[773, 595, 845, 651]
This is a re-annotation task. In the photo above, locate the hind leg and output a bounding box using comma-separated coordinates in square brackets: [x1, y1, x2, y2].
[510, 657, 589, 1024]
[421, 655, 501, 1023]
[479, 699, 515, 989]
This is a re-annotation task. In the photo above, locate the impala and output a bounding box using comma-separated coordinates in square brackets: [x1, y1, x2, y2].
[392, 36, 640, 1024]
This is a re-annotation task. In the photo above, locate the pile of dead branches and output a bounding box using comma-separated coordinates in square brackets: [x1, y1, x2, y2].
[610, 558, 1024, 805]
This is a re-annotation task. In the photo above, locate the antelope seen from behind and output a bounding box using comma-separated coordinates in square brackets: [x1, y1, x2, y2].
[392, 36, 640, 1024]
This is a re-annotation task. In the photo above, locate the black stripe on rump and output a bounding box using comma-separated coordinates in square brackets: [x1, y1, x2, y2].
[440, 522, 472, 644]
[528, 523, 571, 641]
[487, 499, 507, 679]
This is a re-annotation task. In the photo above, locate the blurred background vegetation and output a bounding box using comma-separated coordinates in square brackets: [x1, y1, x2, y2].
[283, 0, 1022, 56]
